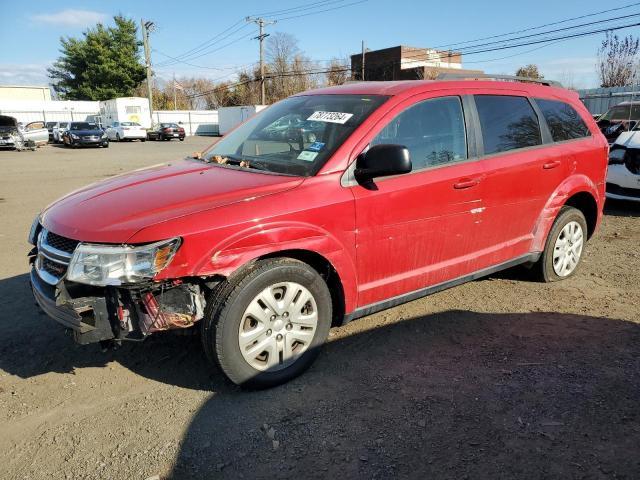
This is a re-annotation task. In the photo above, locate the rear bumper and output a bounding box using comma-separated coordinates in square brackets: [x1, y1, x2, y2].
[121, 133, 146, 139]
[30, 268, 115, 344]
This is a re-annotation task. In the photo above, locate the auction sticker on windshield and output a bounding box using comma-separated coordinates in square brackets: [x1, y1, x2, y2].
[307, 111, 354, 124]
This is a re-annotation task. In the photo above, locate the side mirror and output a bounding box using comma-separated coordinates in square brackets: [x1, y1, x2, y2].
[354, 144, 412, 184]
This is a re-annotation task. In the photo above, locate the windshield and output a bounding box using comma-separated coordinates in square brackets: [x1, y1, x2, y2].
[204, 94, 388, 176]
[600, 104, 640, 122]
[70, 122, 98, 130]
[162, 123, 179, 128]
[60, 122, 68, 128]
[46, 122, 57, 128]
[121, 122, 140, 126]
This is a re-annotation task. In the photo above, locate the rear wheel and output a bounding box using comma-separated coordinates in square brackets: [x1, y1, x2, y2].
[534, 206, 587, 282]
[201, 259, 332, 389]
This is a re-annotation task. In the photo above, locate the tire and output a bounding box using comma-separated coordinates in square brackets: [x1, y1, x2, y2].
[201, 258, 332, 389]
[116, 133, 121, 142]
[534, 206, 588, 282]
[141, 138, 146, 142]
[179, 137, 184, 141]
[103, 142, 109, 148]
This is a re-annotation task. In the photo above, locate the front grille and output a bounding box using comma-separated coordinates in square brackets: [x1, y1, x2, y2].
[41, 257, 68, 277]
[607, 182, 640, 198]
[45, 231, 80, 254]
[35, 229, 78, 285]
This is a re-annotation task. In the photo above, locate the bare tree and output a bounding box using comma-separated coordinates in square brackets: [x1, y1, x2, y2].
[597, 32, 639, 87]
[326, 57, 350, 86]
[515, 64, 544, 79]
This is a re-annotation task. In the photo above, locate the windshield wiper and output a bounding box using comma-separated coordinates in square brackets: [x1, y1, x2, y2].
[223, 154, 270, 172]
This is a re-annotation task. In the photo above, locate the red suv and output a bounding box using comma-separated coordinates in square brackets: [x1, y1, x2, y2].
[29, 78, 607, 388]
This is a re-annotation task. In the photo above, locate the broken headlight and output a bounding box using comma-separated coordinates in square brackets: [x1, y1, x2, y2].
[67, 238, 181, 286]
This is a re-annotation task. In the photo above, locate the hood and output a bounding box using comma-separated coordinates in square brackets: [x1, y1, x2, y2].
[0, 115, 18, 132]
[69, 129, 104, 135]
[614, 130, 640, 149]
[41, 159, 304, 243]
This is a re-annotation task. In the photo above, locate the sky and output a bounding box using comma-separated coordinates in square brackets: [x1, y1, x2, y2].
[1, 0, 638, 90]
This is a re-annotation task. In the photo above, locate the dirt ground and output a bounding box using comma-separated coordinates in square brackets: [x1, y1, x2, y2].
[1, 138, 639, 480]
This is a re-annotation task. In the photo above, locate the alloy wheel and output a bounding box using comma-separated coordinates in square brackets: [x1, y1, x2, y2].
[552, 221, 584, 277]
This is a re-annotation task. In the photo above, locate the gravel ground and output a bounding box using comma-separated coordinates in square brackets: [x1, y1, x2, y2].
[0, 138, 639, 480]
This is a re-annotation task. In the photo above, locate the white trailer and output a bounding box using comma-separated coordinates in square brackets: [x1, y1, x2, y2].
[98, 97, 152, 129]
[218, 105, 267, 135]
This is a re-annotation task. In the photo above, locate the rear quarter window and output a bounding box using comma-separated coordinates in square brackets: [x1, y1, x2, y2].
[535, 98, 591, 141]
[474, 95, 542, 155]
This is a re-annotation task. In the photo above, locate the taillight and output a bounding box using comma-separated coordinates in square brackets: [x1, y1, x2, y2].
[163, 128, 171, 132]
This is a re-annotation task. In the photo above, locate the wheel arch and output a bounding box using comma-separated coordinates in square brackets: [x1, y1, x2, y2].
[564, 191, 598, 239]
[532, 175, 602, 251]
[256, 249, 346, 327]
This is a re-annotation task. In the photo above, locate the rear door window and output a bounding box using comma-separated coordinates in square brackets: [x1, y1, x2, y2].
[535, 98, 590, 141]
[371, 96, 467, 170]
[474, 95, 542, 155]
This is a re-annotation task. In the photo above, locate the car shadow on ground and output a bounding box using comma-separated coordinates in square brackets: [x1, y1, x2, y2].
[1, 272, 639, 478]
[604, 198, 640, 218]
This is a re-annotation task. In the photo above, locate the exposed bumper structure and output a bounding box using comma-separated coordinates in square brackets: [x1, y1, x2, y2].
[30, 268, 115, 344]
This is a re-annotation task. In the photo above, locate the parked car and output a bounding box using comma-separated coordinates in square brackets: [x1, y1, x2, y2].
[607, 124, 640, 202]
[105, 121, 147, 142]
[45, 122, 58, 142]
[0, 116, 48, 149]
[596, 101, 640, 144]
[29, 78, 607, 388]
[52, 122, 69, 143]
[147, 123, 185, 141]
[45, 121, 70, 143]
[62, 122, 109, 148]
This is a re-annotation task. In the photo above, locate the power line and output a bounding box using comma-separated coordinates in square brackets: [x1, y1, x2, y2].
[155, 30, 255, 68]
[155, 0, 362, 69]
[445, 12, 640, 53]
[432, 1, 640, 49]
[270, 0, 369, 21]
[155, 19, 247, 68]
[250, 0, 352, 18]
[363, 17, 640, 68]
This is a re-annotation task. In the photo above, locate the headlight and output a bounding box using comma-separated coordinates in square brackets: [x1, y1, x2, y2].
[28, 215, 41, 245]
[67, 238, 181, 286]
[101, 132, 107, 138]
[71, 133, 79, 139]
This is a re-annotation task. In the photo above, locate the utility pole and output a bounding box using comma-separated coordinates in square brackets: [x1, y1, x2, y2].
[246, 16, 276, 105]
[141, 19, 155, 122]
[361, 40, 366, 81]
[173, 72, 177, 110]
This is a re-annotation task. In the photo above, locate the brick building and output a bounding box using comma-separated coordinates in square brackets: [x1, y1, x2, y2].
[350, 45, 483, 81]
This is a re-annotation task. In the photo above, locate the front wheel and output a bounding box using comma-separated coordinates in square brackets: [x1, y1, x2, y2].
[201, 259, 332, 389]
[534, 206, 587, 282]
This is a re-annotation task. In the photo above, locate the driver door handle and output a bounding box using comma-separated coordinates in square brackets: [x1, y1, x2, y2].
[543, 160, 561, 170]
[453, 178, 480, 189]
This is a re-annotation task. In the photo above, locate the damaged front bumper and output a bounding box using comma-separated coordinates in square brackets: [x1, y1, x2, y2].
[30, 268, 114, 344]
[29, 265, 209, 346]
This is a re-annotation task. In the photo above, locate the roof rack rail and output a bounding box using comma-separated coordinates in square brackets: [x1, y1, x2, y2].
[435, 73, 562, 88]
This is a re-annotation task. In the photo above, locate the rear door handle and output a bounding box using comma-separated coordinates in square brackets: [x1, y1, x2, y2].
[543, 160, 561, 170]
[453, 178, 480, 189]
